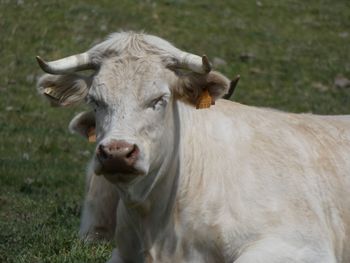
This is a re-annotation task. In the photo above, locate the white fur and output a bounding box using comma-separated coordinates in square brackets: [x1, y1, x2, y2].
[72, 101, 350, 262]
[106, 100, 350, 262]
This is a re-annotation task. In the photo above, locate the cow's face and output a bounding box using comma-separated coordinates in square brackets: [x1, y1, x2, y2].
[87, 57, 176, 182]
[37, 32, 231, 184]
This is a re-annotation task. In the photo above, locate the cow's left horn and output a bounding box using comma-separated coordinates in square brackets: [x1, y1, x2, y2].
[36, 52, 94, 74]
[177, 53, 211, 74]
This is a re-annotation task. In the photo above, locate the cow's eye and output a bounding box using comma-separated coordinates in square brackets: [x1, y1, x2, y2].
[149, 95, 168, 111]
[87, 96, 100, 110]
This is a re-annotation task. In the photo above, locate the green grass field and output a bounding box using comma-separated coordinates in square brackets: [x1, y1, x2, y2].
[1, 0, 350, 262]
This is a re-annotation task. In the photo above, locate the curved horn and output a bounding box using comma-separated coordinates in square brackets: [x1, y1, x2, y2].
[178, 53, 211, 74]
[36, 52, 94, 74]
[223, 75, 240, 100]
[142, 34, 211, 74]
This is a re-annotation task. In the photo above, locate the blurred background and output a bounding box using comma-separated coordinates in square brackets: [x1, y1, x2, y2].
[0, 0, 349, 262]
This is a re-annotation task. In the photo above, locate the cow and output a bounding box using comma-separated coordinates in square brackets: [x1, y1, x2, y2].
[69, 111, 118, 242]
[36, 31, 350, 262]
[69, 81, 240, 243]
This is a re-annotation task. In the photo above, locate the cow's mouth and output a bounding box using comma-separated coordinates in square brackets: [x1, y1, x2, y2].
[93, 156, 146, 184]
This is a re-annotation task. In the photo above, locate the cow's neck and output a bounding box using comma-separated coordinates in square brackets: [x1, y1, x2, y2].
[116, 98, 181, 251]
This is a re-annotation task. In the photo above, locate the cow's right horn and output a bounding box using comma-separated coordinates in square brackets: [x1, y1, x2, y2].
[177, 53, 211, 74]
[36, 52, 94, 74]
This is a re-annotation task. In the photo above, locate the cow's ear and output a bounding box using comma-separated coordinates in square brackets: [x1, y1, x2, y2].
[68, 111, 96, 142]
[175, 71, 231, 106]
[37, 74, 91, 107]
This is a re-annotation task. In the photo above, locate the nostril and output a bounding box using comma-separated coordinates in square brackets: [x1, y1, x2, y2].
[98, 144, 109, 160]
[126, 149, 133, 159]
[126, 144, 139, 159]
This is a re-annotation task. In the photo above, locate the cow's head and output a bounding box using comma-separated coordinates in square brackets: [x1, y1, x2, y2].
[37, 32, 231, 184]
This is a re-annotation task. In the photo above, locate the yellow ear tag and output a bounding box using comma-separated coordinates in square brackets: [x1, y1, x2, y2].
[196, 89, 215, 109]
[87, 127, 96, 143]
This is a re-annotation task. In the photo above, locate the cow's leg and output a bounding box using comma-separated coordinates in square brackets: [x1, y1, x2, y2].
[107, 202, 144, 263]
[79, 165, 119, 242]
[234, 237, 336, 263]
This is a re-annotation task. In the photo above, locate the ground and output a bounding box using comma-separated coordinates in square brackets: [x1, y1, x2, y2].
[0, 0, 349, 262]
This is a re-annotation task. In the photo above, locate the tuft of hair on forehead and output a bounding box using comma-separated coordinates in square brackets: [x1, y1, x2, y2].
[88, 31, 182, 65]
[37, 74, 90, 107]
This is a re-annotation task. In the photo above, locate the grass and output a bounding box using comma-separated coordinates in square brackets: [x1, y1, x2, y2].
[0, 0, 350, 262]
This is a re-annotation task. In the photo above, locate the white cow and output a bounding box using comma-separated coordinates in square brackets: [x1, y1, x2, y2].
[37, 31, 350, 262]
[69, 111, 118, 241]
[69, 83, 239, 242]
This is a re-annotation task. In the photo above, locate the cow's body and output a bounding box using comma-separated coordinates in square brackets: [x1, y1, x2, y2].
[109, 99, 350, 262]
[37, 32, 350, 262]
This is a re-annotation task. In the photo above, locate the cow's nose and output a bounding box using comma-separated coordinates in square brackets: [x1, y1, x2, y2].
[96, 140, 139, 174]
